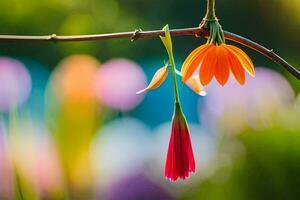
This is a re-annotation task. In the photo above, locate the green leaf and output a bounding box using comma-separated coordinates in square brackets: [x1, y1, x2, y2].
[160, 24, 173, 60]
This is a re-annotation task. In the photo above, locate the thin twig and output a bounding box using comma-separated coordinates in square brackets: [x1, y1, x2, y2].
[0, 27, 299, 80]
[224, 31, 300, 80]
[0, 27, 206, 42]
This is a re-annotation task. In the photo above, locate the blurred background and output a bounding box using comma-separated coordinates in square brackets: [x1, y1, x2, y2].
[0, 0, 299, 199]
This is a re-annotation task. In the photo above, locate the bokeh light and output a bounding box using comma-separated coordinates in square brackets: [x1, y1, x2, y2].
[200, 67, 295, 133]
[9, 120, 63, 196]
[94, 58, 147, 111]
[102, 173, 174, 200]
[50, 54, 100, 104]
[0, 57, 31, 113]
[46, 55, 101, 197]
[92, 117, 152, 188]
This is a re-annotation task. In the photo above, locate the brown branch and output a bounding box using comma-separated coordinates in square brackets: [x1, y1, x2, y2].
[0, 27, 206, 42]
[224, 31, 300, 80]
[0, 27, 299, 80]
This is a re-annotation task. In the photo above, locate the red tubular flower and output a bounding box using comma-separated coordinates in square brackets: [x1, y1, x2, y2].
[165, 103, 195, 181]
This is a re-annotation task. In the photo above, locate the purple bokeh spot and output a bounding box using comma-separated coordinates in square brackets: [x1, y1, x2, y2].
[0, 57, 32, 112]
[103, 173, 173, 200]
[199, 67, 294, 130]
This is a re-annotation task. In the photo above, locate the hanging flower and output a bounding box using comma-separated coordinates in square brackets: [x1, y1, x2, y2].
[181, 18, 255, 86]
[137, 25, 197, 181]
[165, 103, 195, 181]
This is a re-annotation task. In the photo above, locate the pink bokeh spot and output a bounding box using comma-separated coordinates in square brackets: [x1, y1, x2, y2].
[0, 57, 31, 112]
[94, 59, 147, 111]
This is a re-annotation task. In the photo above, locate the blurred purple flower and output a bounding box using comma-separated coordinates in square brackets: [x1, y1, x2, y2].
[0, 57, 31, 112]
[94, 59, 147, 111]
[102, 173, 174, 200]
[200, 67, 294, 133]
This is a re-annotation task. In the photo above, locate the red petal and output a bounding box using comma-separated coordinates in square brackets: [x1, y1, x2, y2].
[165, 106, 196, 181]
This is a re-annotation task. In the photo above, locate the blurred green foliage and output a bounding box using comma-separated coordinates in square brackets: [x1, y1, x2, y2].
[181, 129, 300, 200]
[181, 103, 300, 200]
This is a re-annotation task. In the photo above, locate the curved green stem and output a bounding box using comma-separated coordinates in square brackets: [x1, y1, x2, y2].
[160, 25, 181, 103]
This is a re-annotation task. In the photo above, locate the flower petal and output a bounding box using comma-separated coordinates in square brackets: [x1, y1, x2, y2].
[136, 65, 168, 94]
[181, 44, 212, 82]
[226, 45, 255, 77]
[199, 46, 217, 86]
[214, 45, 230, 86]
[225, 46, 246, 85]
[185, 76, 207, 96]
[181, 45, 206, 75]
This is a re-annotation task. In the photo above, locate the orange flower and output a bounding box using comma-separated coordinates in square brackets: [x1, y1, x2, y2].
[181, 43, 255, 86]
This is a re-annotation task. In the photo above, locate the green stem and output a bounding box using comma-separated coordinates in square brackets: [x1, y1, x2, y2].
[169, 55, 180, 103]
[160, 25, 180, 103]
[205, 0, 217, 20]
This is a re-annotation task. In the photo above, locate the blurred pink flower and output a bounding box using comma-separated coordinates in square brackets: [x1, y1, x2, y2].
[10, 123, 63, 195]
[0, 57, 31, 112]
[94, 58, 147, 111]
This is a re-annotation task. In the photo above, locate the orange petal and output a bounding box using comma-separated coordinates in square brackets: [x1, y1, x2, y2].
[226, 45, 255, 77]
[199, 46, 217, 86]
[136, 66, 168, 94]
[181, 44, 212, 82]
[181, 44, 209, 75]
[225, 46, 246, 85]
[214, 45, 230, 86]
[185, 76, 206, 96]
